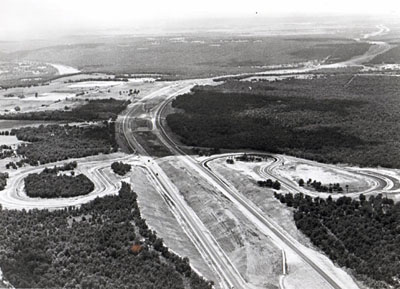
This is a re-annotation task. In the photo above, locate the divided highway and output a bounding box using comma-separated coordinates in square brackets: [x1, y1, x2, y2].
[154, 93, 356, 289]
[119, 82, 249, 289]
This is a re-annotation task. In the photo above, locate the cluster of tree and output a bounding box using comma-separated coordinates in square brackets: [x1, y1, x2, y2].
[0, 150, 13, 159]
[235, 153, 264, 162]
[0, 145, 14, 159]
[128, 89, 140, 96]
[166, 75, 400, 168]
[298, 178, 344, 193]
[24, 170, 94, 198]
[5, 160, 24, 170]
[0, 99, 129, 122]
[10, 123, 117, 166]
[257, 179, 281, 190]
[0, 172, 9, 190]
[0, 131, 11, 135]
[0, 182, 213, 289]
[111, 161, 132, 176]
[274, 192, 400, 288]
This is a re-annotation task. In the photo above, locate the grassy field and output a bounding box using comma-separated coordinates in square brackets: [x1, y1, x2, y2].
[167, 73, 400, 168]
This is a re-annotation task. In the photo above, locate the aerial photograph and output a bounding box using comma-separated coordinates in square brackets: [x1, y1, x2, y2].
[0, 0, 400, 288]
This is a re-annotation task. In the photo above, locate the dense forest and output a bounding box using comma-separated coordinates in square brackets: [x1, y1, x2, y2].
[111, 161, 132, 176]
[167, 75, 400, 168]
[0, 98, 129, 121]
[9, 123, 117, 166]
[24, 170, 94, 198]
[0, 183, 213, 289]
[275, 192, 400, 289]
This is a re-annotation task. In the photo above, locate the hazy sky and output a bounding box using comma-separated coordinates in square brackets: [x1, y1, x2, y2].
[1, 0, 399, 40]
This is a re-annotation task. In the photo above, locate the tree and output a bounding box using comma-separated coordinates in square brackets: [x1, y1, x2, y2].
[272, 180, 281, 190]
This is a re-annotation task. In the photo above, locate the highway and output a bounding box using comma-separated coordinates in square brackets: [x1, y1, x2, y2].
[118, 82, 249, 289]
[118, 25, 396, 286]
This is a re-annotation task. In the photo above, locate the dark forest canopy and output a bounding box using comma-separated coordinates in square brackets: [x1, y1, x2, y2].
[167, 75, 400, 168]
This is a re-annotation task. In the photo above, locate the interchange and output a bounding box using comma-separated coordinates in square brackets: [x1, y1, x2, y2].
[0, 24, 397, 289]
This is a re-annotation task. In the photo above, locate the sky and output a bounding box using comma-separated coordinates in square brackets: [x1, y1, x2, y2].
[1, 0, 399, 40]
